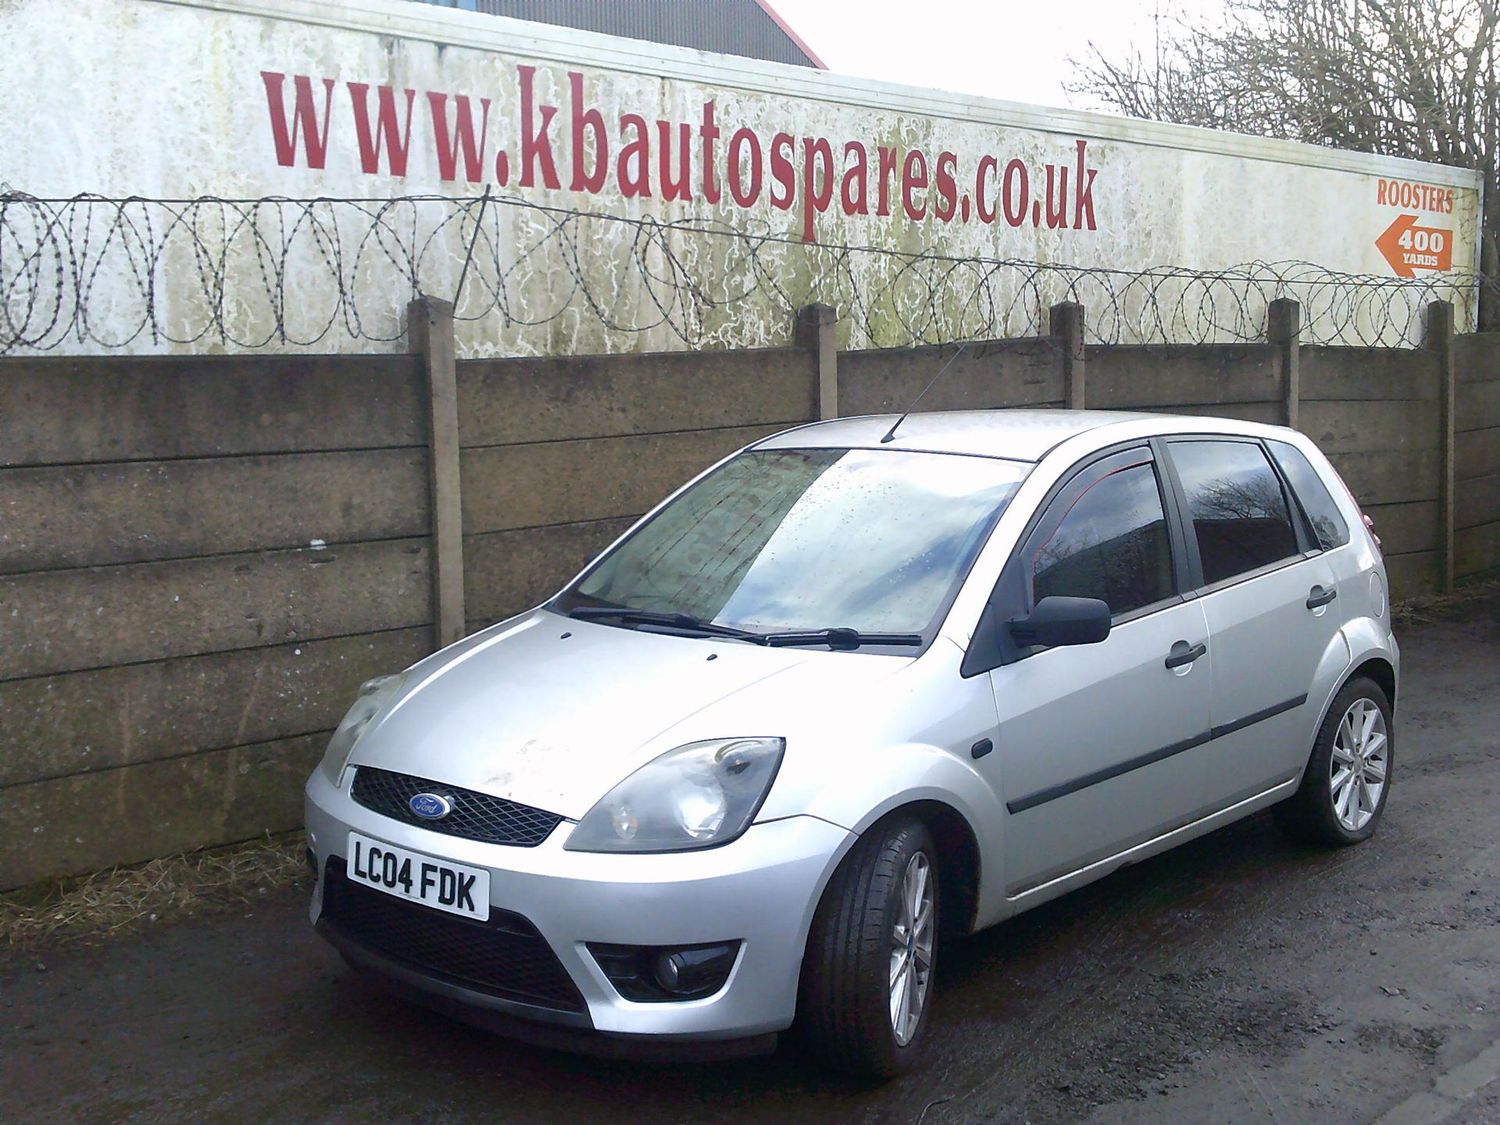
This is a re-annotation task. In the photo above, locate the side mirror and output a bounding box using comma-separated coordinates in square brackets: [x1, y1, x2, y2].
[1008, 596, 1111, 648]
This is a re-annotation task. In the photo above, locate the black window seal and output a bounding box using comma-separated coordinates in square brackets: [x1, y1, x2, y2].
[1148, 435, 1200, 595]
[1256, 437, 1317, 555]
[1190, 549, 1312, 598]
[1108, 591, 1189, 628]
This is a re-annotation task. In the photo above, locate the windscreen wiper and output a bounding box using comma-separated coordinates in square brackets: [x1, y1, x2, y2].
[567, 606, 767, 642]
[759, 628, 923, 650]
[568, 609, 921, 650]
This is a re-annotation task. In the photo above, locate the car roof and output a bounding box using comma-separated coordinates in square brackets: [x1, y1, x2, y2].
[753, 409, 1287, 463]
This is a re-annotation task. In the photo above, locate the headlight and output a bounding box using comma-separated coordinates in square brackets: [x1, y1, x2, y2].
[317, 673, 406, 785]
[565, 737, 785, 853]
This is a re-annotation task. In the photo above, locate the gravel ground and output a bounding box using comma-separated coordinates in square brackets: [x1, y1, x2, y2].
[4, 587, 1498, 1124]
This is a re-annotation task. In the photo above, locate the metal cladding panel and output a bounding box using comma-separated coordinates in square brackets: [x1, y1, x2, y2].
[471, 0, 820, 66]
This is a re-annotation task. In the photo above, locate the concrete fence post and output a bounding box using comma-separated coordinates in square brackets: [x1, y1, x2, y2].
[796, 303, 839, 420]
[1268, 298, 1301, 430]
[408, 296, 467, 648]
[1049, 302, 1086, 409]
[1425, 300, 1457, 593]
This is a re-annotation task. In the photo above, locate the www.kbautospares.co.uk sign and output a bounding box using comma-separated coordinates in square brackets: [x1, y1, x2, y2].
[257, 66, 1105, 245]
[0, 0, 1483, 355]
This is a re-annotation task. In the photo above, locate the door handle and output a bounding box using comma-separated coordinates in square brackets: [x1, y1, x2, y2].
[1306, 585, 1338, 609]
[1164, 640, 1207, 669]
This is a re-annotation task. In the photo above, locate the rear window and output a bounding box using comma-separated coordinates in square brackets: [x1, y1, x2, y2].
[1169, 440, 1300, 586]
[1267, 440, 1350, 552]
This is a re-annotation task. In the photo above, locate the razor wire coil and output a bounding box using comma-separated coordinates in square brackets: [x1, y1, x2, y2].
[0, 191, 1487, 355]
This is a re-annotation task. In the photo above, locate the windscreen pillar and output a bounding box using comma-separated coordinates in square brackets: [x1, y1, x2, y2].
[1049, 302, 1086, 409]
[409, 296, 467, 648]
[1425, 299, 1457, 593]
[796, 304, 839, 420]
[1268, 298, 1302, 430]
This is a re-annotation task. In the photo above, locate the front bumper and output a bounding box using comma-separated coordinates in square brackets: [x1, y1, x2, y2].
[305, 769, 852, 1044]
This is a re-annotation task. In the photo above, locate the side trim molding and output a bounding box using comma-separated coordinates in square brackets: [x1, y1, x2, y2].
[1007, 730, 1210, 814]
[1005, 693, 1308, 815]
[1210, 693, 1307, 741]
[1005, 773, 1302, 901]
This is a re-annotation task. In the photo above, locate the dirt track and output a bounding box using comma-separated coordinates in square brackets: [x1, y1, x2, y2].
[5, 592, 1498, 1124]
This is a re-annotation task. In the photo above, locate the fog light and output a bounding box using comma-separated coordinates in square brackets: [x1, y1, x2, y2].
[654, 944, 738, 996]
[588, 940, 741, 1002]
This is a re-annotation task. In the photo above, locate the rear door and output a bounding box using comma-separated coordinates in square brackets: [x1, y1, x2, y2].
[979, 446, 1213, 896]
[1160, 437, 1346, 807]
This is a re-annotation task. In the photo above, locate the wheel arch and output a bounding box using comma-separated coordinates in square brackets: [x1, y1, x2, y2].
[828, 799, 983, 941]
[1351, 655, 1397, 712]
[791, 739, 1006, 939]
[1301, 650, 1399, 781]
[1313, 654, 1398, 740]
[1276, 652, 1396, 846]
[906, 800, 981, 940]
[794, 800, 968, 1075]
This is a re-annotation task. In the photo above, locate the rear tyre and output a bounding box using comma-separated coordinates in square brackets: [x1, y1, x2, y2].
[1276, 676, 1393, 847]
[797, 817, 938, 1079]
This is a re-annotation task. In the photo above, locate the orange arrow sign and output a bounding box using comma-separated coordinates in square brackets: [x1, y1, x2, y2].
[1376, 213, 1454, 277]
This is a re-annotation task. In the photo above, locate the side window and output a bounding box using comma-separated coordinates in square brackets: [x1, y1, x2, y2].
[1169, 440, 1300, 585]
[1032, 462, 1174, 617]
[1267, 440, 1350, 551]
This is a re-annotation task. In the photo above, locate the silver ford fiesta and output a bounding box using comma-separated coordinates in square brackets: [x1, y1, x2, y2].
[305, 409, 1396, 1077]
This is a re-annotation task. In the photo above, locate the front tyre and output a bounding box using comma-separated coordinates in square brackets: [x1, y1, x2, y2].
[798, 817, 938, 1078]
[1277, 676, 1393, 847]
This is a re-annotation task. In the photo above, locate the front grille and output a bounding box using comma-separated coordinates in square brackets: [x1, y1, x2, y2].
[351, 766, 564, 846]
[321, 859, 585, 1014]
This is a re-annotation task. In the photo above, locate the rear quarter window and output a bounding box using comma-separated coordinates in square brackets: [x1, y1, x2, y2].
[1267, 440, 1350, 551]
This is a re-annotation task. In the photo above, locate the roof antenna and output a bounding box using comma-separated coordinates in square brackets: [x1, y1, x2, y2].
[880, 341, 971, 444]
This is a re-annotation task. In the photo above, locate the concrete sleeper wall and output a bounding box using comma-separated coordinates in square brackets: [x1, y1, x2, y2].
[1454, 334, 1500, 576]
[1298, 346, 1444, 598]
[2, 326, 1496, 890]
[0, 356, 435, 888]
[455, 348, 820, 633]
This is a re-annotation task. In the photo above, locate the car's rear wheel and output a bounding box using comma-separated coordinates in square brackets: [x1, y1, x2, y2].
[1277, 676, 1393, 846]
[797, 816, 938, 1078]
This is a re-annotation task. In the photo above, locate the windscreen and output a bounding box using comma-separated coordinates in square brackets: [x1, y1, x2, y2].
[563, 448, 1029, 637]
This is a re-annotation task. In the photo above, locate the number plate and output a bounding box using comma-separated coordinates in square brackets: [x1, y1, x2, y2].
[346, 832, 490, 921]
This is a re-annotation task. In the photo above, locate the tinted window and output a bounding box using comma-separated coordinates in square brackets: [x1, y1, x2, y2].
[1268, 440, 1349, 551]
[1170, 440, 1299, 585]
[1032, 462, 1174, 616]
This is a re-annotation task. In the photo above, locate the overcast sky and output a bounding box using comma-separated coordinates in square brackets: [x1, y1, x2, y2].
[769, 0, 1214, 111]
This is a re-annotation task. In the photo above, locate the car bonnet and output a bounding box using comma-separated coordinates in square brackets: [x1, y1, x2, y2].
[344, 609, 908, 821]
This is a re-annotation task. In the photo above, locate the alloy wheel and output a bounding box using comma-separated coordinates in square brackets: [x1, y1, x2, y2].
[888, 851, 935, 1046]
[1330, 697, 1388, 832]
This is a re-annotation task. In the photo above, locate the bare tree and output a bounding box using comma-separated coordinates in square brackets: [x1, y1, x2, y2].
[1070, 0, 1499, 326]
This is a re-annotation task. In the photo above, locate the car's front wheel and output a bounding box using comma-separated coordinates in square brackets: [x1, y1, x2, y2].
[797, 816, 938, 1078]
[1277, 676, 1393, 846]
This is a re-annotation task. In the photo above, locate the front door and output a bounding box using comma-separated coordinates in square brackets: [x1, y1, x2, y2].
[977, 448, 1213, 896]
